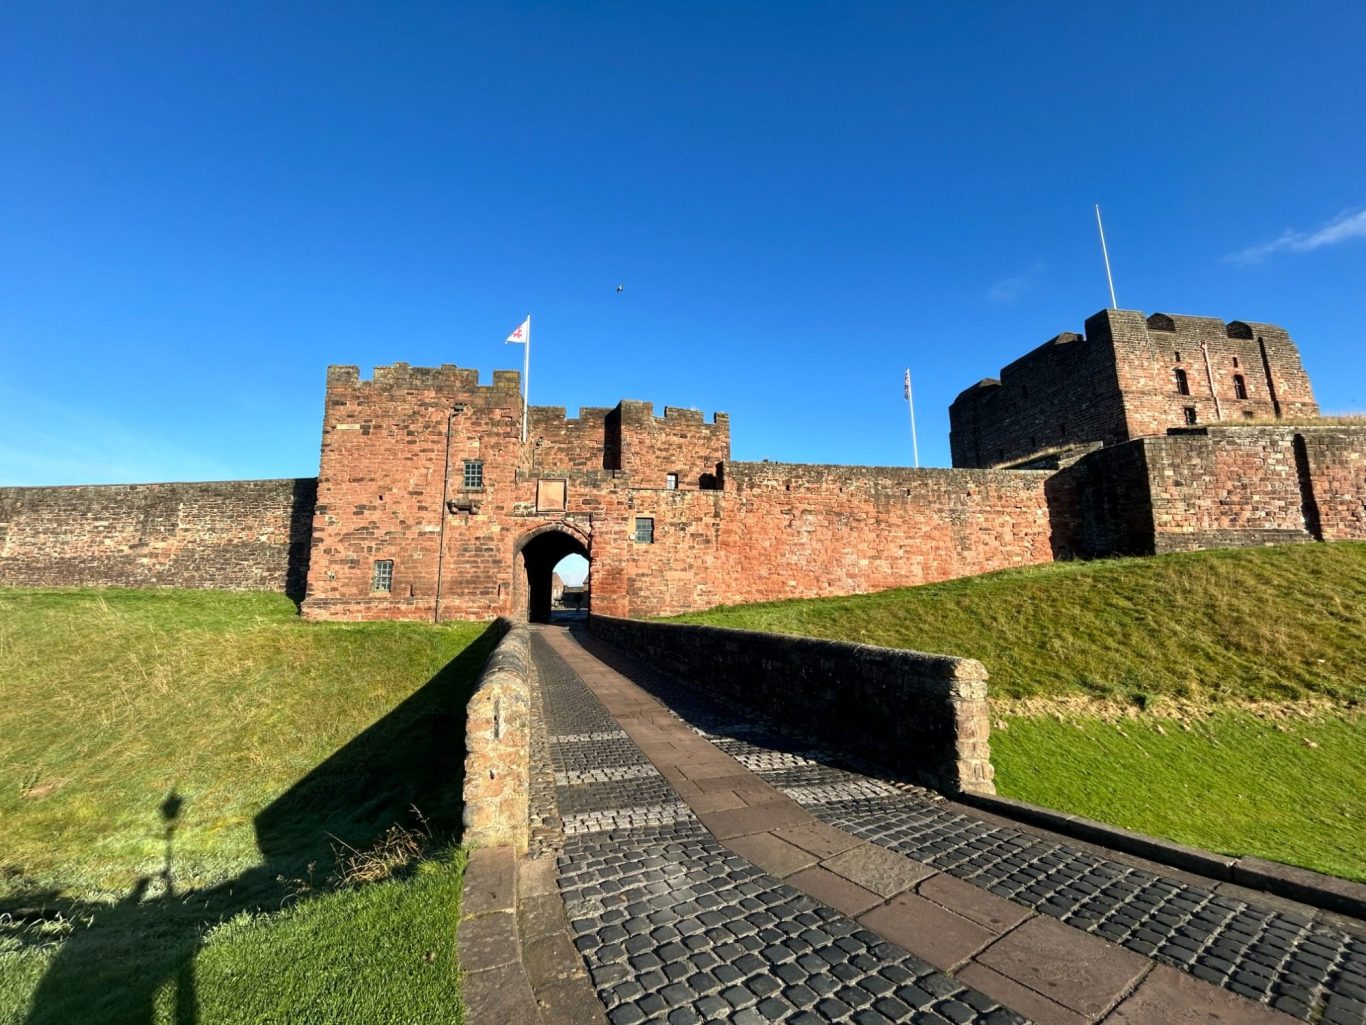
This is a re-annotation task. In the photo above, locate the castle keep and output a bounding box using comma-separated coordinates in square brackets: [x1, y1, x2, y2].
[2, 308, 1363, 618]
[949, 309, 1318, 469]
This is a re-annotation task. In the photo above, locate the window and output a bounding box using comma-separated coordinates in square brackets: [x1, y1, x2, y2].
[463, 460, 484, 488]
[1233, 374, 1248, 400]
[665, 473, 678, 490]
[1183, 407, 1198, 425]
[633, 517, 654, 544]
[1232, 356, 1240, 368]
[1174, 351, 1182, 363]
[372, 559, 394, 592]
[1174, 368, 1190, 395]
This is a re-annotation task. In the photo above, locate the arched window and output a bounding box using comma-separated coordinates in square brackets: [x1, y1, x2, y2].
[1174, 368, 1190, 395]
[1233, 375, 1248, 400]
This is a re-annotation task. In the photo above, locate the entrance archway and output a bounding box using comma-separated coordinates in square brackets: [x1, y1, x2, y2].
[513, 525, 590, 623]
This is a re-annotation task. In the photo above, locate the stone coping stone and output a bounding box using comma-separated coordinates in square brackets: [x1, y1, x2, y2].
[958, 791, 1366, 923]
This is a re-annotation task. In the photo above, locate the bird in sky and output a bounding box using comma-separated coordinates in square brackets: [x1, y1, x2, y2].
[615, 284, 624, 293]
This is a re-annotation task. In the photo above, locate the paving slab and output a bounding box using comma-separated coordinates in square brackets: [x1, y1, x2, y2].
[695, 800, 812, 839]
[725, 831, 821, 878]
[533, 976, 608, 1025]
[918, 871, 1034, 933]
[957, 962, 1090, 1025]
[459, 910, 521, 972]
[463, 846, 517, 917]
[773, 820, 863, 859]
[785, 865, 884, 917]
[821, 842, 937, 898]
[859, 892, 999, 970]
[976, 914, 1151, 1018]
[462, 962, 542, 1025]
[1104, 964, 1302, 1024]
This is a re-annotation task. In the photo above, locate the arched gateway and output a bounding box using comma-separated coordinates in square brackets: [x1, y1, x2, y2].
[513, 522, 590, 623]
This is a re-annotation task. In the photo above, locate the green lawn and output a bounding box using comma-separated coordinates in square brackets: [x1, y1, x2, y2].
[0, 588, 493, 1025]
[671, 544, 1366, 880]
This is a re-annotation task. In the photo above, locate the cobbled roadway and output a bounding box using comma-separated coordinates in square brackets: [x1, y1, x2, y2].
[532, 629, 1366, 1025]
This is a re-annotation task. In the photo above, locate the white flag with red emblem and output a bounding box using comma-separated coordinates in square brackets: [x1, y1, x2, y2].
[506, 317, 530, 344]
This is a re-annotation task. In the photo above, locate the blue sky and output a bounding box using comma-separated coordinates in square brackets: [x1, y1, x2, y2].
[3, 2, 1364, 485]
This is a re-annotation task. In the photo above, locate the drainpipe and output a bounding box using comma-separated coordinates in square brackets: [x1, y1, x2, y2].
[434, 404, 464, 623]
[1200, 341, 1223, 421]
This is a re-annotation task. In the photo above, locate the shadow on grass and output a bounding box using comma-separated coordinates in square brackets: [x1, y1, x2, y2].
[1, 621, 502, 1025]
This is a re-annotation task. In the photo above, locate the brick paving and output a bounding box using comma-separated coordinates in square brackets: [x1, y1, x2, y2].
[531, 625, 1366, 1025]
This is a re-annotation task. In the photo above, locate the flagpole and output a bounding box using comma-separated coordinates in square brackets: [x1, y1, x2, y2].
[1095, 204, 1118, 310]
[906, 368, 920, 468]
[522, 314, 531, 444]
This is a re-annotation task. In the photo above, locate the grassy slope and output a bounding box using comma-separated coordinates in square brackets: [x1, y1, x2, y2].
[0, 588, 493, 1025]
[672, 544, 1366, 880]
[672, 543, 1366, 704]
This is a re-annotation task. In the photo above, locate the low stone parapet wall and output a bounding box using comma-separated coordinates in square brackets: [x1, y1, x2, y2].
[588, 615, 995, 794]
[462, 618, 532, 849]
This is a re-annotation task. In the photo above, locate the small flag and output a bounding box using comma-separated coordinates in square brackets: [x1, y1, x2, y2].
[904, 368, 911, 400]
[506, 317, 529, 344]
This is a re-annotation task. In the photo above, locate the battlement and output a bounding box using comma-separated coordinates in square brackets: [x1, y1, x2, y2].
[528, 405, 614, 427]
[613, 400, 729, 426]
[325, 363, 522, 394]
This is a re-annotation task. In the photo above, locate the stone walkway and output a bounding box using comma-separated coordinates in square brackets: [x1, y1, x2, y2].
[529, 625, 1366, 1025]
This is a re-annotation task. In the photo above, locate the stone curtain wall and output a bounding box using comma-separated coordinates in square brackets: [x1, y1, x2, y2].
[461, 618, 530, 850]
[1298, 427, 1366, 541]
[0, 478, 316, 597]
[708, 462, 1061, 607]
[1061, 425, 1366, 558]
[590, 615, 995, 793]
[1142, 427, 1314, 553]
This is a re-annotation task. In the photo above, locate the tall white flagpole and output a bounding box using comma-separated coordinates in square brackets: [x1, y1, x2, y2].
[522, 314, 531, 443]
[905, 368, 920, 468]
[1095, 204, 1118, 310]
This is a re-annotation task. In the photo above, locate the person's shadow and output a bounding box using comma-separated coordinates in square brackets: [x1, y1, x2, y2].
[3, 624, 499, 1025]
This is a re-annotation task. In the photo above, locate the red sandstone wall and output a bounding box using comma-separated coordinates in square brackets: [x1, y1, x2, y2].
[614, 401, 730, 489]
[707, 462, 1061, 608]
[949, 326, 1126, 468]
[302, 363, 527, 621]
[1296, 428, 1366, 541]
[1108, 311, 1318, 439]
[528, 406, 613, 472]
[950, 309, 1320, 470]
[1141, 428, 1313, 552]
[584, 463, 1062, 618]
[0, 478, 315, 596]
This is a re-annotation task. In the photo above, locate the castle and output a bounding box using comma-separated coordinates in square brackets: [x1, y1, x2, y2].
[2, 308, 1363, 620]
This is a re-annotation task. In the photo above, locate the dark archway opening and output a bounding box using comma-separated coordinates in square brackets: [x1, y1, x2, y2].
[515, 528, 590, 623]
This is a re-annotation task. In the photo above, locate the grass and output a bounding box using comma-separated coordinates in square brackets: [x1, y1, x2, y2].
[670, 544, 1366, 880]
[992, 713, 1366, 882]
[0, 587, 495, 1025]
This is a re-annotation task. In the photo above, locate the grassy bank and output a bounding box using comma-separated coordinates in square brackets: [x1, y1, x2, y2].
[672, 543, 1366, 705]
[672, 544, 1366, 879]
[0, 588, 492, 1024]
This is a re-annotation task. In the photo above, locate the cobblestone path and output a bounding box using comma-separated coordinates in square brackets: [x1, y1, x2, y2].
[531, 625, 1366, 1025]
